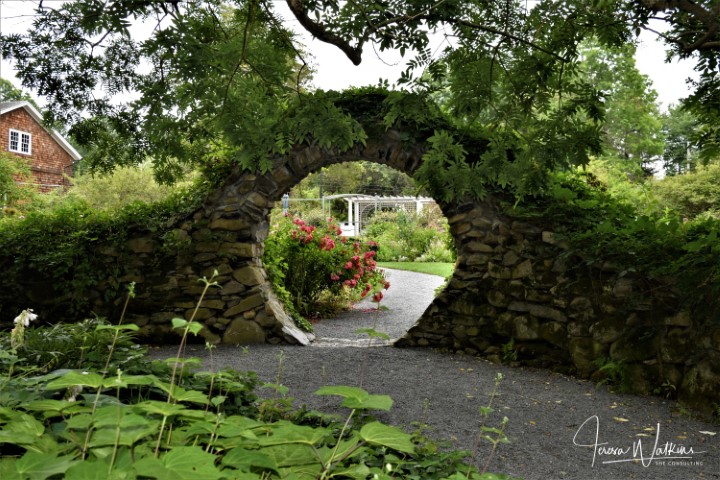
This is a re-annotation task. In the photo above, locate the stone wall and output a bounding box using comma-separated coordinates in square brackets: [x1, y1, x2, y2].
[2, 126, 718, 413]
[396, 196, 719, 414]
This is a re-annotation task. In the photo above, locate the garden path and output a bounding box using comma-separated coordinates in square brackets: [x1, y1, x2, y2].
[164, 269, 720, 480]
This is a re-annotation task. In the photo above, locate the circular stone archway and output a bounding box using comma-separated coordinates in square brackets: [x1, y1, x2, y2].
[191, 124, 568, 356]
[94, 120, 710, 412]
[195, 127, 444, 345]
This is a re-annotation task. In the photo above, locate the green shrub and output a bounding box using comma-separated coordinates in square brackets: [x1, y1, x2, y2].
[264, 214, 388, 319]
[0, 316, 149, 375]
[0, 152, 38, 212]
[363, 209, 455, 262]
[0, 309, 514, 480]
[513, 170, 720, 319]
[650, 163, 720, 219]
[0, 180, 209, 322]
[67, 164, 192, 210]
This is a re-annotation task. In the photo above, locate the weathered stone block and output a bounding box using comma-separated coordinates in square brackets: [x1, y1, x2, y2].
[568, 337, 606, 377]
[513, 315, 539, 340]
[201, 299, 226, 310]
[209, 217, 250, 231]
[664, 311, 691, 327]
[198, 327, 221, 345]
[502, 250, 519, 266]
[488, 262, 512, 279]
[568, 296, 594, 321]
[222, 318, 266, 344]
[221, 280, 246, 295]
[512, 260, 533, 279]
[128, 237, 154, 253]
[590, 317, 625, 344]
[194, 242, 220, 253]
[193, 253, 217, 263]
[678, 353, 720, 414]
[466, 241, 494, 253]
[660, 328, 691, 363]
[541, 231, 568, 249]
[567, 321, 590, 337]
[224, 293, 265, 317]
[232, 266, 265, 286]
[487, 290, 510, 307]
[612, 278, 633, 297]
[185, 308, 213, 321]
[539, 322, 566, 346]
[508, 301, 567, 322]
[219, 243, 256, 258]
[609, 329, 660, 363]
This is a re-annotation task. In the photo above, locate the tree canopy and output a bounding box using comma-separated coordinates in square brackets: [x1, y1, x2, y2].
[2, 0, 719, 198]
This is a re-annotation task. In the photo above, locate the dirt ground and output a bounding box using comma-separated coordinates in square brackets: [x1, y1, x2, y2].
[153, 269, 720, 480]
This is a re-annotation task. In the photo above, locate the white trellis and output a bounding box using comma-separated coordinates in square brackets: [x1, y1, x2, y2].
[323, 194, 436, 236]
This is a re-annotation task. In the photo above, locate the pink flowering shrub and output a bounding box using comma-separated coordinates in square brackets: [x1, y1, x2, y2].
[264, 214, 388, 317]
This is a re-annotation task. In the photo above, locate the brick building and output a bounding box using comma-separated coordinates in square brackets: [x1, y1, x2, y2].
[0, 101, 82, 192]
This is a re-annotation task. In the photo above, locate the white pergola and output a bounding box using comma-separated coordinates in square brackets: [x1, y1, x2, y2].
[323, 194, 437, 236]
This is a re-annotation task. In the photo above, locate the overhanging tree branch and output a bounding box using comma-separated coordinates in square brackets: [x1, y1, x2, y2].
[285, 0, 364, 65]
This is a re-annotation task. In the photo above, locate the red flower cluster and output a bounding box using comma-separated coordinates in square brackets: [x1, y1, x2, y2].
[274, 215, 389, 309]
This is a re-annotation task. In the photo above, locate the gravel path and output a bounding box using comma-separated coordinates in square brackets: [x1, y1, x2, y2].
[155, 269, 720, 480]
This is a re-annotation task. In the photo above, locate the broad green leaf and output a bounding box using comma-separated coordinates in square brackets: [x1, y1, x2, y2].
[317, 436, 362, 464]
[182, 420, 217, 437]
[275, 462, 323, 479]
[134, 456, 174, 480]
[259, 444, 320, 468]
[314, 386, 368, 402]
[15, 452, 78, 479]
[314, 386, 393, 411]
[220, 447, 278, 473]
[133, 400, 186, 417]
[23, 399, 76, 415]
[0, 431, 38, 445]
[186, 321, 204, 335]
[355, 328, 391, 340]
[360, 422, 415, 454]
[328, 463, 371, 479]
[258, 423, 329, 446]
[171, 317, 188, 330]
[45, 371, 104, 390]
[171, 387, 209, 404]
[0, 459, 22, 480]
[66, 413, 94, 430]
[2, 411, 45, 437]
[341, 394, 393, 411]
[64, 458, 133, 480]
[162, 446, 223, 480]
[88, 424, 159, 448]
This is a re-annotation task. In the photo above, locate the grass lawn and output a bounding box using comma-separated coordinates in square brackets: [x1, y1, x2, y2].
[377, 262, 455, 278]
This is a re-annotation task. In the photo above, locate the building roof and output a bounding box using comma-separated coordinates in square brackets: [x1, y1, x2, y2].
[0, 101, 82, 161]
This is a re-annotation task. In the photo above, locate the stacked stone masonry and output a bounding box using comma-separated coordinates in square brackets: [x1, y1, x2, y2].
[3, 127, 718, 413]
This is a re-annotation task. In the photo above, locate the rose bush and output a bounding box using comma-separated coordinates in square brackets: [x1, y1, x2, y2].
[264, 214, 388, 318]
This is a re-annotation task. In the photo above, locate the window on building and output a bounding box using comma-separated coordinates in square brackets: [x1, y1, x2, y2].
[9, 129, 31, 155]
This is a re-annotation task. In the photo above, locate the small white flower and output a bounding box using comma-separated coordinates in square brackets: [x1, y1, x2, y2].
[13, 309, 37, 327]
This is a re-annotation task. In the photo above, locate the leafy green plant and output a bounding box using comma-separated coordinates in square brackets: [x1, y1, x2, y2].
[0, 179, 209, 322]
[593, 357, 630, 392]
[0, 276, 517, 479]
[501, 338, 518, 363]
[264, 214, 388, 318]
[364, 208, 455, 263]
